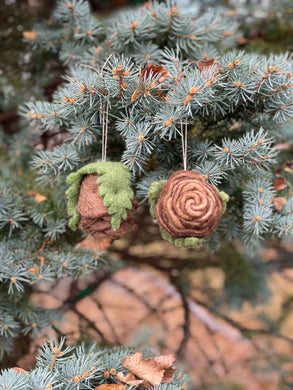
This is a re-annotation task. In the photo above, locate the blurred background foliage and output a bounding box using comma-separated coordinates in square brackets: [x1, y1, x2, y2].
[1, 0, 293, 121]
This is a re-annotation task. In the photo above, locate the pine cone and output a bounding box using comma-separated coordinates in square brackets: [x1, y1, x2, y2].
[155, 171, 223, 239]
[78, 174, 137, 239]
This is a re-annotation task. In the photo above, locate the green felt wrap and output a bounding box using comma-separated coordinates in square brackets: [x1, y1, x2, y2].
[66, 161, 134, 231]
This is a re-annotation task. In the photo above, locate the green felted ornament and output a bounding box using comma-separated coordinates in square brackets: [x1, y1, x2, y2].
[148, 170, 229, 248]
[66, 161, 137, 239]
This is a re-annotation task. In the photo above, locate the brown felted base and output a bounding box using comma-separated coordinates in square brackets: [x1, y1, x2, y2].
[155, 170, 223, 239]
[77, 174, 137, 240]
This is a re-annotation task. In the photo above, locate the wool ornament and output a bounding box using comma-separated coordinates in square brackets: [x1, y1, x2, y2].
[66, 161, 137, 240]
[148, 170, 229, 247]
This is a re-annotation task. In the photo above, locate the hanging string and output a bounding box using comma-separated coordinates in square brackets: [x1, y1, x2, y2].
[101, 108, 105, 162]
[101, 56, 111, 162]
[181, 120, 188, 171]
[80, 56, 112, 162]
[104, 100, 109, 161]
[101, 100, 110, 162]
[184, 122, 188, 170]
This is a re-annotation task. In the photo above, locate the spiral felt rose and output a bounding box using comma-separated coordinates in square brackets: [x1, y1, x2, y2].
[148, 170, 229, 247]
[66, 161, 137, 240]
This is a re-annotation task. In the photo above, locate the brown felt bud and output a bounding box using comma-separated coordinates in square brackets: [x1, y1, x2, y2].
[155, 171, 223, 238]
[77, 174, 137, 239]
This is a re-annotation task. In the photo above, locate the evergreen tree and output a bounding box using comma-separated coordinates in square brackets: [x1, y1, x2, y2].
[21, 0, 293, 248]
[0, 0, 292, 388]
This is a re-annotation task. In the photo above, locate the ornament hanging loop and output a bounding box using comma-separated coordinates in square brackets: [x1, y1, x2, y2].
[181, 120, 188, 171]
[80, 56, 112, 163]
[101, 100, 109, 162]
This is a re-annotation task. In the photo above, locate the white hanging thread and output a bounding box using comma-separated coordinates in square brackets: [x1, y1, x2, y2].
[80, 56, 112, 162]
[101, 108, 105, 162]
[185, 122, 188, 170]
[101, 100, 109, 162]
[181, 120, 188, 171]
[104, 100, 109, 161]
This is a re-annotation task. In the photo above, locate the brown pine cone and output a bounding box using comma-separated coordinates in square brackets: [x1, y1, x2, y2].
[155, 171, 223, 239]
[77, 174, 137, 239]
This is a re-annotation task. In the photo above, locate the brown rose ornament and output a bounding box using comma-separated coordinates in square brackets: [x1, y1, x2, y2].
[149, 171, 229, 246]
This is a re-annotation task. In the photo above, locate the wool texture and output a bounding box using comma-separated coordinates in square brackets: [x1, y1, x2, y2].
[154, 170, 225, 239]
[66, 161, 136, 235]
[78, 174, 137, 239]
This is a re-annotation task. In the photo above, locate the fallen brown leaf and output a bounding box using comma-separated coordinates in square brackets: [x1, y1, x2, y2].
[115, 372, 144, 387]
[122, 352, 163, 386]
[94, 385, 124, 390]
[154, 355, 176, 369]
[115, 352, 176, 388]
[273, 197, 287, 211]
[141, 64, 169, 84]
[176, 71, 185, 84]
[273, 177, 287, 192]
[27, 190, 47, 203]
[154, 355, 176, 383]
[196, 58, 218, 72]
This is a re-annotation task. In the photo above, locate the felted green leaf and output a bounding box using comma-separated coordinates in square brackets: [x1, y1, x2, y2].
[148, 180, 167, 219]
[219, 191, 229, 214]
[160, 228, 203, 248]
[66, 161, 134, 231]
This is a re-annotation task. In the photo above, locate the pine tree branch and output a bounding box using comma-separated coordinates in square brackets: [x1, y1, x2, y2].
[193, 298, 293, 344]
